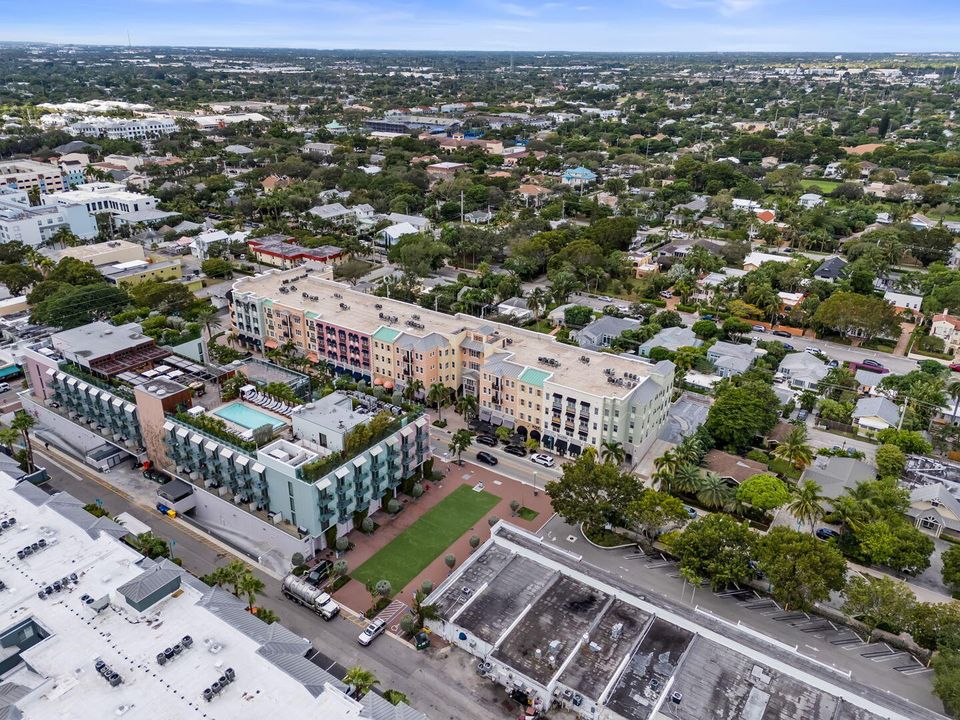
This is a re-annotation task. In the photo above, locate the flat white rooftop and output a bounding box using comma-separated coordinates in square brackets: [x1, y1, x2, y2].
[0, 473, 410, 720]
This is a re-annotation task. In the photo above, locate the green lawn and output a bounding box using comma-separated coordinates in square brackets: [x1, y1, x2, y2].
[352, 485, 500, 591]
[800, 179, 842, 193]
[517, 507, 539, 521]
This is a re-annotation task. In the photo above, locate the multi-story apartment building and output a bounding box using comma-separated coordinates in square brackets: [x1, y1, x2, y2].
[230, 266, 674, 463]
[41, 182, 160, 217]
[20, 319, 431, 555]
[0, 187, 97, 246]
[66, 116, 179, 140]
[0, 158, 66, 193]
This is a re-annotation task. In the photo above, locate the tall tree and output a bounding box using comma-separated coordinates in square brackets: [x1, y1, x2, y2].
[545, 453, 643, 531]
[666, 513, 756, 590]
[788, 480, 826, 532]
[771, 425, 815, 471]
[447, 429, 474, 466]
[10, 412, 36, 473]
[756, 527, 847, 611]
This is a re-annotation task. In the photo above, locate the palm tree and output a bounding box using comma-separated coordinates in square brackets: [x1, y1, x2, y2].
[772, 425, 815, 471]
[947, 380, 960, 426]
[404, 379, 424, 402]
[0, 426, 19, 455]
[134, 532, 171, 560]
[527, 287, 547, 320]
[427, 382, 447, 420]
[343, 667, 379, 699]
[456, 393, 478, 423]
[10, 412, 36, 473]
[673, 463, 703, 495]
[411, 589, 440, 627]
[830, 495, 866, 536]
[674, 435, 703, 466]
[238, 571, 265, 612]
[600, 441, 625, 466]
[448, 429, 474, 465]
[206, 559, 247, 596]
[652, 449, 680, 490]
[788, 479, 826, 532]
[695, 472, 730, 510]
[195, 305, 222, 339]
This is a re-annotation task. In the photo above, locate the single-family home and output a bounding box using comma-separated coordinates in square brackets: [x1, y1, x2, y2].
[261, 175, 293, 193]
[732, 198, 761, 212]
[778, 352, 828, 390]
[189, 229, 250, 261]
[852, 396, 901, 431]
[302, 142, 337, 156]
[426, 161, 467, 179]
[854, 369, 883, 396]
[224, 144, 254, 156]
[464, 209, 494, 224]
[813, 257, 848, 283]
[561, 167, 598, 188]
[876, 211, 892, 225]
[378, 222, 420, 247]
[308, 203, 357, 225]
[931, 311, 960, 357]
[704, 450, 767, 486]
[883, 291, 923, 314]
[707, 341, 763, 378]
[798, 192, 824, 209]
[496, 297, 533, 321]
[801, 456, 876, 500]
[637, 326, 702, 358]
[515, 184, 553, 207]
[906, 483, 960, 539]
[575, 316, 643, 351]
[385, 213, 431, 232]
[743, 252, 793, 272]
[778, 291, 805, 310]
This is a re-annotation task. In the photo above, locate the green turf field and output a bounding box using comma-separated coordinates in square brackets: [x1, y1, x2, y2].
[351, 484, 500, 591]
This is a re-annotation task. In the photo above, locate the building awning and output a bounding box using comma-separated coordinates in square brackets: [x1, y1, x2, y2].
[336, 467, 350, 479]
[353, 456, 367, 468]
[235, 456, 250, 468]
[0, 365, 21, 379]
[204, 441, 219, 453]
[251, 462, 265, 475]
[478, 408, 492, 422]
[490, 416, 503, 427]
[369, 446, 383, 458]
[502, 417, 516, 430]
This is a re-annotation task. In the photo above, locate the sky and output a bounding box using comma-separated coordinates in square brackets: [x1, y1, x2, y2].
[2, 0, 958, 52]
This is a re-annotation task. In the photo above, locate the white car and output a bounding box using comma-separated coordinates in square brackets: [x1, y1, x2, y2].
[358, 618, 387, 646]
[531, 453, 555, 468]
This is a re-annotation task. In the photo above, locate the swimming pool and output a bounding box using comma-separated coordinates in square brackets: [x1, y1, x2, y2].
[212, 402, 286, 430]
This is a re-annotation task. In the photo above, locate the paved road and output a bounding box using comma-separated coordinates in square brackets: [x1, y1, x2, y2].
[37, 448, 503, 720]
[745, 330, 920, 376]
[428, 425, 563, 489]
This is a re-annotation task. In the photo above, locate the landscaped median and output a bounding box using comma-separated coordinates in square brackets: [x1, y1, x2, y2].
[351, 484, 500, 591]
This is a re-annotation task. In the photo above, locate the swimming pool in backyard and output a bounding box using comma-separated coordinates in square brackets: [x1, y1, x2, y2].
[212, 402, 286, 430]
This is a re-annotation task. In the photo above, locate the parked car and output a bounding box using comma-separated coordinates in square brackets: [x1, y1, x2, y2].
[751, 325, 765, 332]
[684, 506, 698, 519]
[950, 363, 960, 373]
[0, 383, 10, 393]
[503, 445, 527, 457]
[531, 453, 555, 468]
[475, 434, 497, 447]
[861, 358, 883, 368]
[358, 618, 387, 646]
[782, 343, 795, 352]
[805, 347, 821, 355]
[827, 360, 839, 368]
[476, 451, 498, 466]
[815, 528, 840, 541]
[771, 330, 791, 338]
[700, 313, 715, 321]
[796, 409, 809, 421]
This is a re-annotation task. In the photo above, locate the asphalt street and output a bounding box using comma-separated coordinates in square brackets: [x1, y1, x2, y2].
[36, 447, 504, 720]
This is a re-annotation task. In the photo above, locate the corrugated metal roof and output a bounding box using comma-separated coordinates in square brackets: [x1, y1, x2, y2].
[117, 565, 181, 603]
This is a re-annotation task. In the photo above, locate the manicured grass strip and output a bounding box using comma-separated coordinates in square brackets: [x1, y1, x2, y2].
[352, 485, 500, 591]
[517, 507, 539, 521]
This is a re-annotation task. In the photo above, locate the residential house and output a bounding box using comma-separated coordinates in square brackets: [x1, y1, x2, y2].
[852, 396, 900, 431]
[854, 369, 883, 396]
[798, 192, 824, 209]
[464, 209, 494, 224]
[574, 316, 643, 351]
[378, 222, 420, 247]
[426, 161, 467, 179]
[777, 352, 828, 390]
[813, 257, 848, 283]
[931, 311, 960, 357]
[906, 483, 960, 539]
[732, 198, 761, 212]
[883, 291, 922, 314]
[515, 184, 553, 207]
[802, 456, 877, 500]
[742, 252, 793, 272]
[704, 449, 767, 486]
[385, 212, 431, 232]
[706, 341, 763, 378]
[496, 297, 532, 321]
[261, 175, 293, 193]
[561, 167, 597, 188]
[637, 326, 702, 358]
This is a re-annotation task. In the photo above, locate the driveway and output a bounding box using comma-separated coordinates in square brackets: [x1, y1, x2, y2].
[659, 391, 711, 444]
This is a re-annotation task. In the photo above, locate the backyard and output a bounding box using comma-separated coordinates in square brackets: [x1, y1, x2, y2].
[351, 484, 501, 591]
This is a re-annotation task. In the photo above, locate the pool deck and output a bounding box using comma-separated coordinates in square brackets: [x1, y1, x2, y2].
[211, 400, 289, 432]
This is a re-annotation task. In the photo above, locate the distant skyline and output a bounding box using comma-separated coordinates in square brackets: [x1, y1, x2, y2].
[2, 1, 958, 53]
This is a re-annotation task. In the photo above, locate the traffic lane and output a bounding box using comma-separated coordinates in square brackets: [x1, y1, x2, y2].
[36, 450, 500, 720]
[430, 431, 563, 486]
[747, 332, 919, 374]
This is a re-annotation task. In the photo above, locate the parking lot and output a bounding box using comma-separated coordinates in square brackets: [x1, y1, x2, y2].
[538, 516, 941, 711]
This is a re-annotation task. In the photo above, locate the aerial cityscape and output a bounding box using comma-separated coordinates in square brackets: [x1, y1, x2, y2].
[0, 6, 959, 719]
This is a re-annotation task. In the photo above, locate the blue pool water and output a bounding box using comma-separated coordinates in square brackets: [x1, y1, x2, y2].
[213, 402, 286, 430]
